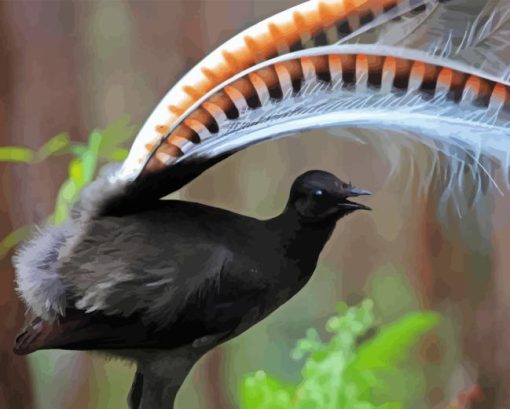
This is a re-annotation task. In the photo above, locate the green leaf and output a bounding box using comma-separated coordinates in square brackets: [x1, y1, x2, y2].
[0, 224, 33, 258]
[34, 132, 70, 161]
[97, 114, 137, 157]
[292, 328, 323, 360]
[0, 133, 70, 165]
[69, 143, 88, 158]
[241, 371, 294, 409]
[0, 147, 35, 163]
[69, 158, 85, 186]
[239, 300, 439, 409]
[81, 130, 103, 183]
[51, 179, 79, 224]
[105, 147, 129, 161]
[376, 403, 402, 409]
[351, 312, 440, 371]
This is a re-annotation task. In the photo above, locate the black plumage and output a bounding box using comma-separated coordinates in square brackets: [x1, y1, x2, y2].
[14, 170, 370, 408]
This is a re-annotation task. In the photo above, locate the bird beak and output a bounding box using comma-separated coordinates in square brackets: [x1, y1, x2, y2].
[338, 186, 372, 211]
[347, 187, 372, 197]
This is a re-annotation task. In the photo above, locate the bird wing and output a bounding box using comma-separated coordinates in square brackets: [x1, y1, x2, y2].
[91, 0, 510, 214]
[13, 295, 252, 354]
[14, 208, 269, 354]
[13, 293, 252, 354]
[13, 310, 152, 355]
[57, 212, 240, 327]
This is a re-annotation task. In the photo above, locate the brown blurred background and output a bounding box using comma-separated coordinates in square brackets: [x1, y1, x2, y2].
[1, 0, 509, 408]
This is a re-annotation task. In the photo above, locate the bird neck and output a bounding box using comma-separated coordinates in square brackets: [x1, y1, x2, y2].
[266, 207, 337, 269]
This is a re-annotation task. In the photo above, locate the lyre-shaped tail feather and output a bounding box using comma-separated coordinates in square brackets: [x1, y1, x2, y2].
[119, 0, 437, 180]
[110, 0, 510, 209]
[114, 44, 510, 204]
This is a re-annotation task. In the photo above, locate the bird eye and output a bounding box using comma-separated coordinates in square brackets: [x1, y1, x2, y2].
[314, 189, 323, 197]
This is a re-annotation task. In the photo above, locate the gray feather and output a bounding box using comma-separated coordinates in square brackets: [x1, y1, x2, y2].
[13, 222, 76, 319]
[58, 207, 233, 326]
[14, 165, 129, 320]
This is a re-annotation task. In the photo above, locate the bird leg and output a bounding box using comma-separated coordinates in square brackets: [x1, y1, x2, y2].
[128, 370, 144, 409]
[129, 371, 181, 409]
[128, 349, 202, 409]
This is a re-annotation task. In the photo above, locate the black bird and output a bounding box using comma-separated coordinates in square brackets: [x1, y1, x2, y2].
[14, 169, 370, 408]
[16, 171, 369, 408]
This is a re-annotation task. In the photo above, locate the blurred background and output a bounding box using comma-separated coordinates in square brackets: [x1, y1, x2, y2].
[1, 0, 509, 408]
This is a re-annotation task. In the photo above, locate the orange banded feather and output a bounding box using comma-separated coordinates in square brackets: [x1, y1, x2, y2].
[122, 0, 428, 178]
[141, 49, 510, 175]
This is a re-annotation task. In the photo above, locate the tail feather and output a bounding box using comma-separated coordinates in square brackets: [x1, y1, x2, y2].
[119, 0, 436, 180]
[114, 45, 510, 204]
[109, 0, 510, 214]
[376, 0, 510, 80]
[14, 317, 52, 355]
[344, 0, 439, 46]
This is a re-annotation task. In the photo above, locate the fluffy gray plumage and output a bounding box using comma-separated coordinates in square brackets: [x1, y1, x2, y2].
[14, 165, 243, 329]
[14, 165, 128, 321]
[13, 222, 72, 319]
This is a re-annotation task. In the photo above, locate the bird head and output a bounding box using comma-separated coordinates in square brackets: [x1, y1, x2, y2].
[288, 170, 371, 222]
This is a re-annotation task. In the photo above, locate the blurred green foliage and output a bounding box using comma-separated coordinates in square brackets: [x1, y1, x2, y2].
[0, 132, 69, 164]
[0, 115, 137, 257]
[241, 299, 439, 409]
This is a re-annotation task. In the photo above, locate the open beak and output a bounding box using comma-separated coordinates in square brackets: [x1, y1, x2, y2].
[348, 187, 372, 197]
[338, 186, 372, 211]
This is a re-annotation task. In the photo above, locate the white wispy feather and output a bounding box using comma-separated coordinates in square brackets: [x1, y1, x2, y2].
[333, 3, 510, 211]
[369, 0, 510, 81]
[341, 0, 440, 46]
[158, 45, 509, 190]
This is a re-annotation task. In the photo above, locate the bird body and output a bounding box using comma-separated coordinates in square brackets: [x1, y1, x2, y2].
[15, 172, 367, 353]
[14, 171, 369, 408]
[62, 198, 327, 344]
